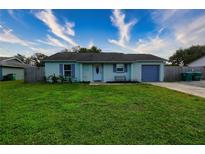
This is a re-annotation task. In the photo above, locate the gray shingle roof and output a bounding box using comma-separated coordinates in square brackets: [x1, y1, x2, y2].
[0, 57, 27, 68]
[0, 57, 12, 61]
[44, 52, 166, 62]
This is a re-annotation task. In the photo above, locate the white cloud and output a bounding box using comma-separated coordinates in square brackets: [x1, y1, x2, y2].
[121, 10, 205, 58]
[0, 47, 14, 57]
[28, 46, 57, 56]
[133, 35, 178, 58]
[142, 10, 205, 57]
[0, 26, 32, 47]
[7, 10, 28, 28]
[37, 35, 68, 49]
[35, 10, 77, 46]
[0, 24, 60, 57]
[174, 14, 205, 46]
[135, 37, 166, 53]
[152, 10, 178, 25]
[65, 22, 75, 36]
[88, 40, 94, 48]
[108, 9, 137, 47]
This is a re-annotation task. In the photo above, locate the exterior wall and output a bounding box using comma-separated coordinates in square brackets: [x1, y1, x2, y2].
[44, 61, 164, 82]
[82, 64, 93, 81]
[188, 56, 205, 67]
[45, 62, 81, 81]
[2, 67, 24, 80]
[45, 63, 59, 76]
[131, 62, 164, 82]
[103, 64, 131, 82]
[131, 63, 141, 81]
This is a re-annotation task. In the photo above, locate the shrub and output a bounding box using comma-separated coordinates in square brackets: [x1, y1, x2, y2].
[51, 74, 58, 83]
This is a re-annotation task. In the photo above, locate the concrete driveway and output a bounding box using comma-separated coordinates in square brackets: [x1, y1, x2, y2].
[150, 80, 205, 98]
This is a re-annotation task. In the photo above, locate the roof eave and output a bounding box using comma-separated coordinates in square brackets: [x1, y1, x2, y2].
[0, 64, 26, 68]
[44, 59, 165, 63]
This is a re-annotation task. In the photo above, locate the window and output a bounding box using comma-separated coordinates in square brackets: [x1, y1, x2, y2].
[64, 64, 72, 77]
[116, 64, 125, 72]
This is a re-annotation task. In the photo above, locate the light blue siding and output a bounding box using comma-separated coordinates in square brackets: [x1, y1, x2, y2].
[45, 62, 81, 81]
[45, 63, 59, 76]
[44, 61, 164, 82]
[59, 64, 63, 76]
[131, 62, 164, 82]
[82, 64, 92, 81]
[103, 64, 131, 82]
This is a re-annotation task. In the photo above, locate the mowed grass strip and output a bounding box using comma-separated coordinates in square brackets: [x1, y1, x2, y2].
[0, 81, 205, 144]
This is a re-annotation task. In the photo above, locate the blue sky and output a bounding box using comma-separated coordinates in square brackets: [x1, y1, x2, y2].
[0, 9, 205, 58]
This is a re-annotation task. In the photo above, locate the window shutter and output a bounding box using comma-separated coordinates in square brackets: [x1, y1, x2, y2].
[71, 64, 75, 78]
[59, 64, 63, 76]
[124, 64, 128, 72]
[113, 64, 116, 72]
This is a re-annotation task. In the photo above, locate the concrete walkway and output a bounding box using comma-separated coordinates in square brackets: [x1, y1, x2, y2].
[89, 82, 138, 85]
[149, 82, 205, 98]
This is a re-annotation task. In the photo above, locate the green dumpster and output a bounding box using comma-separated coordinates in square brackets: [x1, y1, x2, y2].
[192, 72, 202, 81]
[7, 74, 14, 80]
[12, 74, 16, 80]
[181, 72, 192, 81]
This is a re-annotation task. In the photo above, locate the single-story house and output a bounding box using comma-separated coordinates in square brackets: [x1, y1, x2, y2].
[0, 57, 26, 80]
[188, 56, 205, 67]
[44, 52, 166, 82]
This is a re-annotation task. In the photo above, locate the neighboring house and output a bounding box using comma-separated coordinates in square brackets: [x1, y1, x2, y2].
[188, 56, 205, 67]
[44, 52, 166, 82]
[0, 57, 27, 80]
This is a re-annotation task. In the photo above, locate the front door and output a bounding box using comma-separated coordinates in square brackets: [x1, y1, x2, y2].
[93, 64, 102, 81]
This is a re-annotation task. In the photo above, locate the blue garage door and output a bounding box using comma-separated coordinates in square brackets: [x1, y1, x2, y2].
[142, 65, 160, 82]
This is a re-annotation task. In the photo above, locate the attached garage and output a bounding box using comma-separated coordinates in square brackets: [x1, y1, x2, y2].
[141, 65, 160, 82]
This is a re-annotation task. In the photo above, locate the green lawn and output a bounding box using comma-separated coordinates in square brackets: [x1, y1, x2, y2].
[0, 81, 205, 144]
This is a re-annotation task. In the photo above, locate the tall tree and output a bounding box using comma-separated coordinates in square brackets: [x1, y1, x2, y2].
[61, 46, 102, 53]
[76, 46, 101, 53]
[87, 46, 102, 53]
[169, 45, 205, 66]
[30, 53, 48, 67]
[15, 54, 32, 64]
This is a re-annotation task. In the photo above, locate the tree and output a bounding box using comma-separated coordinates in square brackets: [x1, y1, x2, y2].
[61, 48, 70, 52]
[87, 46, 101, 53]
[15, 54, 32, 64]
[169, 45, 205, 66]
[60, 46, 102, 53]
[30, 53, 48, 67]
[78, 47, 89, 53]
[76, 46, 101, 53]
[14, 53, 47, 66]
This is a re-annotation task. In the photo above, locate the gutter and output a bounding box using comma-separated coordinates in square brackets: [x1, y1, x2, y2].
[43, 60, 166, 63]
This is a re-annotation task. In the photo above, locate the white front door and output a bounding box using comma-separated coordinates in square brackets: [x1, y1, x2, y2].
[93, 64, 102, 81]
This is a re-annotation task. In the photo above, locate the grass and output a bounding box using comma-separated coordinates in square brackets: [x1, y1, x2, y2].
[0, 81, 205, 144]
